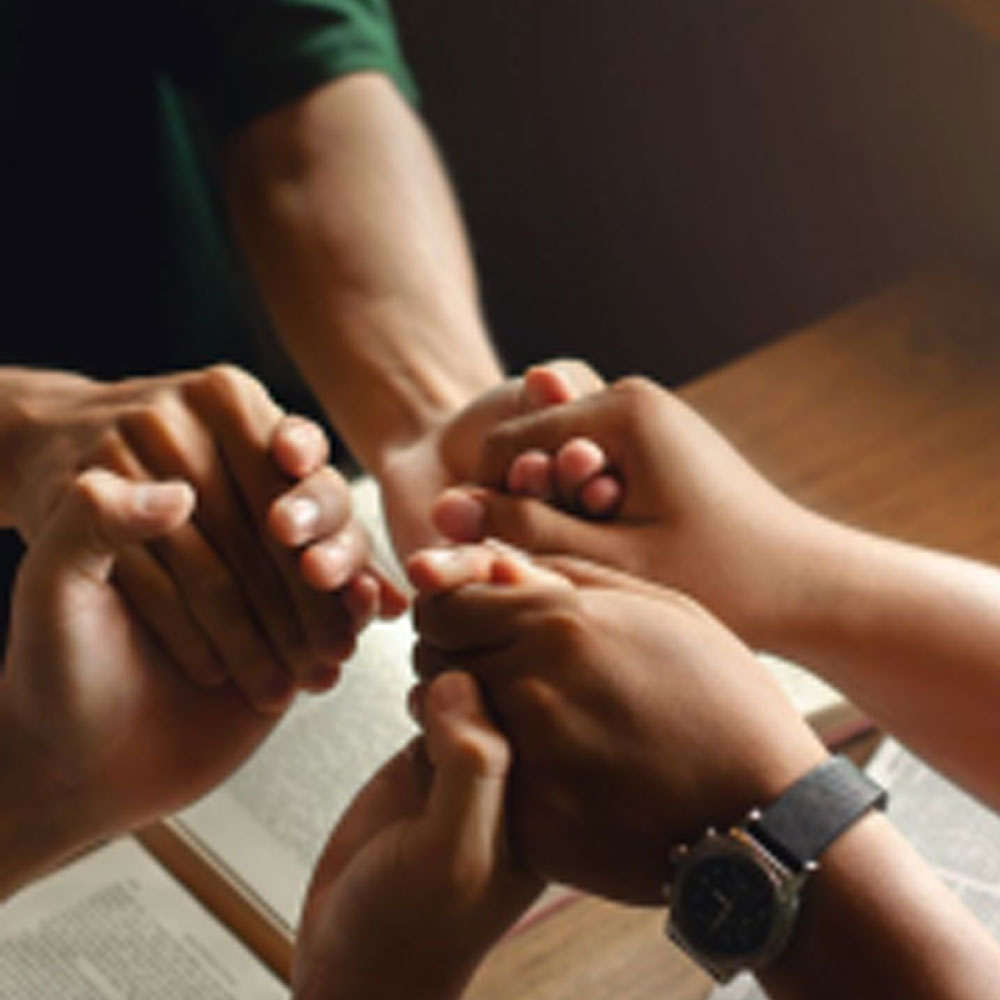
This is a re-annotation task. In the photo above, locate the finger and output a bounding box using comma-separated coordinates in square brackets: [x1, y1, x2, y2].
[506, 450, 555, 500]
[477, 391, 626, 488]
[553, 438, 610, 507]
[113, 545, 227, 686]
[413, 569, 568, 653]
[270, 414, 330, 480]
[298, 518, 373, 591]
[579, 474, 624, 517]
[268, 466, 353, 549]
[149, 526, 297, 713]
[405, 544, 500, 595]
[25, 470, 195, 591]
[86, 423, 251, 688]
[183, 368, 361, 681]
[522, 360, 606, 408]
[432, 487, 620, 566]
[118, 383, 314, 687]
[420, 672, 511, 860]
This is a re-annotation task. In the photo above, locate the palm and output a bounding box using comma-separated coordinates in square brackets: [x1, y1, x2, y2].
[6, 565, 277, 837]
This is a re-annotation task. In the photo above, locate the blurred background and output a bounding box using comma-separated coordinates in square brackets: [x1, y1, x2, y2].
[395, 0, 1000, 384]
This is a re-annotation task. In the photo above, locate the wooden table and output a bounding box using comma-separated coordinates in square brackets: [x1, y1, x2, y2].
[464, 267, 1000, 1000]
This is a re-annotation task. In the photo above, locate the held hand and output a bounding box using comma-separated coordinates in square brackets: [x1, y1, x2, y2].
[293, 671, 542, 1000]
[408, 544, 826, 904]
[433, 376, 821, 646]
[375, 360, 605, 559]
[0, 471, 286, 894]
[6, 366, 402, 712]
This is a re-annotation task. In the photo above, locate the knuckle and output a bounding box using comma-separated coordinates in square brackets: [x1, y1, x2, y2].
[183, 363, 258, 412]
[610, 374, 659, 409]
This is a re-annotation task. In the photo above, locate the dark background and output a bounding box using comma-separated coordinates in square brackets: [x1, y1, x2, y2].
[395, 0, 1000, 385]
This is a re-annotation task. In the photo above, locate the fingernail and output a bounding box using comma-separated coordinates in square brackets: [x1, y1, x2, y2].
[281, 496, 320, 536]
[135, 481, 193, 517]
[420, 548, 466, 572]
[283, 418, 322, 452]
[314, 538, 349, 581]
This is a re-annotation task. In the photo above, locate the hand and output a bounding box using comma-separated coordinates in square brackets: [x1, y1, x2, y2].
[433, 376, 820, 646]
[4, 365, 403, 711]
[293, 671, 542, 1000]
[0, 470, 289, 896]
[375, 360, 605, 559]
[407, 544, 826, 904]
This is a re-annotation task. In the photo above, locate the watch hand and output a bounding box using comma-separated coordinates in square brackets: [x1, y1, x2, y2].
[710, 891, 734, 932]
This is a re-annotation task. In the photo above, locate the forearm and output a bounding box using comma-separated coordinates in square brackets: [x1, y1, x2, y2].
[767, 516, 1000, 808]
[222, 73, 503, 474]
[760, 812, 1000, 1000]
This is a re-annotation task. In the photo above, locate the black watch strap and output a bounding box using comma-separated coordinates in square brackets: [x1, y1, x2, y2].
[747, 755, 887, 873]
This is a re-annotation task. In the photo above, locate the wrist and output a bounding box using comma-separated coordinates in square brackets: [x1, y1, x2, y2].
[666, 754, 887, 985]
[308, 304, 503, 478]
[743, 509, 865, 656]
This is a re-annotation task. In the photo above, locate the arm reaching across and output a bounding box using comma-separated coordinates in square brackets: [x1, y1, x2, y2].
[406, 544, 1000, 1000]
[292, 670, 542, 1000]
[434, 376, 1000, 811]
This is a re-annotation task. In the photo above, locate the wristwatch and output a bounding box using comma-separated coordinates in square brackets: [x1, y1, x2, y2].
[663, 755, 887, 983]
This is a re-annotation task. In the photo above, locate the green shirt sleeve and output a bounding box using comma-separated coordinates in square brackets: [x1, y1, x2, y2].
[166, 0, 418, 135]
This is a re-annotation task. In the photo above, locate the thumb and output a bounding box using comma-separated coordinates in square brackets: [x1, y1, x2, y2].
[420, 671, 511, 865]
[24, 469, 195, 591]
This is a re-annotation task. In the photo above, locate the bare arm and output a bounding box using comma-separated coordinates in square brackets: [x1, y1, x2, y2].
[222, 74, 504, 553]
[439, 378, 1000, 812]
[762, 518, 1000, 813]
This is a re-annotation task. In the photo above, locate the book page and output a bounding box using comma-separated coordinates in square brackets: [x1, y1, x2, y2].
[707, 738, 1000, 1000]
[0, 839, 285, 1000]
[171, 611, 417, 932]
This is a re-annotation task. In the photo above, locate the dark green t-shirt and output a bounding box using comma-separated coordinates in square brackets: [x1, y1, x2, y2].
[2, 0, 415, 397]
[0, 0, 415, 626]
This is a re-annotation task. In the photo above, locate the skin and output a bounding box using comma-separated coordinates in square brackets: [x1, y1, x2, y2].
[0, 365, 403, 713]
[293, 670, 542, 1000]
[0, 473, 537, 1000]
[222, 73, 508, 560]
[434, 376, 1000, 811]
[0, 470, 287, 897]
[0, 72, 588, 715]
[405, 544, 1000, 1000]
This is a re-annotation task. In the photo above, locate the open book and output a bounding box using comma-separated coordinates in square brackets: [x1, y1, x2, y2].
[0, 478, 864, 996]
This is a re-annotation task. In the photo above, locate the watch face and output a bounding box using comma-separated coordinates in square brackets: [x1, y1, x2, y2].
[673, 852, 778, 958]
